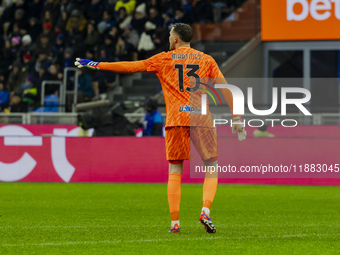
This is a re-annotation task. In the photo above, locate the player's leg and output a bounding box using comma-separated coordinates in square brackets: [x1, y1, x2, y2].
[165, 126, 190, 233]
[199, 158, 218, 233]
[191, 127, 218, 233]
[168, 161, 183, 233]
[202, 158, 218, 214]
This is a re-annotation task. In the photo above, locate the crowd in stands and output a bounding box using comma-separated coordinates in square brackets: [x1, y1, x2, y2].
[0, 0, 243, 113]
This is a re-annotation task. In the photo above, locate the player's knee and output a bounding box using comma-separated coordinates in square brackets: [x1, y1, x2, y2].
[169, 160, 184, 174]
[168, 160, 184, 164]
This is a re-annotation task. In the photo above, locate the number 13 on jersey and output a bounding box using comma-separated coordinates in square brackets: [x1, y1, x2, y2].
[174, 64, 201, 93]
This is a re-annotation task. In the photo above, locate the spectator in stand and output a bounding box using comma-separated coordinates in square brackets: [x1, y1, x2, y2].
[18, 75, 35, 95]
[162, 11, 176, 31]
[21, 34, 32, 47]
[7, 61, 27, 96]
[55, 34, 66, 68]
[115, 0, 136, 15]
[117, 7, 133, 30]
[42, 0, 60, 23]
[83, 48, 100, 97]
[102, 10, 116, 28]
[123, 24, 139, 60]
[28, 0, 44, 20]
[60, 0, 73, 14]
[66, 9, 87, 34]
[34, 90, 59, 113]
[34, 63, 50, 102]
[28, 17, 42, 43]
[109, 25, 120, 42]
[55, 34, 65, 55]
[1, 1, 14, 23]
[115, 37, 130, 61]
[20, 75, 38, 112]
[22, 53, 35, 74]
[46, 64, 63, 95]
[148, 7, 163, 28]
[85, 0, 105, 23]
[7, 61, 27, 112]
[0, 38, 12, 78]
[192, 0, 214, 23]
[63, 48, 74, 69]
[146, 0, 161, 13]
[84, 22, 99, 49]
[34, 50, 51, 73]
[131, 3, 147, 35]
[181, 0, 193, 18]
[49, 64, 63, 81]
[8, 8, 28, 36]
[9, 36, 21, 63]
[102, 34, 117, 60]
[0, 7, 6, 35]
[96, 21, 109, 47]
[67, 0, 88, 14]
[162, 0, 181, 18]
[77, 68, 94, 102]
[17, 34, 36, 63]
[152, 27, 169, 51]
[137, 21, 156, 59]
[96, 48, 117, 93]
[35, 62, 49, 83]
[55, 11, 68, 34]
[70, 33, 87, 59]
[10, 22, 21, 38]
[41, 10, 56, 28]
[2, 0, 26, 27]
[35, 35, 52, 58]
[174, 8, 193, 24]
[2, 22, 10, 39]
[38, 23, 55, 43]
[105, 0, 117, 14]
[143, 97, 163, 136]
[12, 0, 27, 10]
[85, 49, 96, 63]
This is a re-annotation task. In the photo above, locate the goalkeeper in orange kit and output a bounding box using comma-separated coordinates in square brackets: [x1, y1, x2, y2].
[75, 23, 246, 234]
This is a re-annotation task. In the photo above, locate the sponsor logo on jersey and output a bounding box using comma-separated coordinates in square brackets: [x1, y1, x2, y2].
[179, 104, 201, 113]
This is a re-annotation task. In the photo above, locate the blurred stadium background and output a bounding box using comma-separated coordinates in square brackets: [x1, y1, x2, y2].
[1, 0, 340, 253]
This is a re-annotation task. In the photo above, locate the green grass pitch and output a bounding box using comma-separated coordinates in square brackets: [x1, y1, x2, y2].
[1, 183, 340, 254]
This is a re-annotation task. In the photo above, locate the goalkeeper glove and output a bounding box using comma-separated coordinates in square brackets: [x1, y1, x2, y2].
[232, 116, 247, 142]
[74, 58, 100, 70]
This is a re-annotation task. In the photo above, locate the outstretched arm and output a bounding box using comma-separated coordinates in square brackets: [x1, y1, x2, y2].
[74, 58, 147, 73]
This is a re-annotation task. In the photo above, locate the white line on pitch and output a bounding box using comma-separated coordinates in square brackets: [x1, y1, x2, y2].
[0, 234, 330, 247]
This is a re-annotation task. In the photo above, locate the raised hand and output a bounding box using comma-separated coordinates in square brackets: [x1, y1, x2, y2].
[232, 116, 247, 142]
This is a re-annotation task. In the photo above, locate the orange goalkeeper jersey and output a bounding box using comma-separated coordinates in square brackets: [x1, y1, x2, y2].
[98, 47, 238, 127]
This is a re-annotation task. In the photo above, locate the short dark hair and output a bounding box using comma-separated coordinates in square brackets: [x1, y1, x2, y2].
[171, 23, 193, 43]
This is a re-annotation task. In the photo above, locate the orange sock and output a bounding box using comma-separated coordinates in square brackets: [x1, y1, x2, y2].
[168, 173, 182, 221]
[202, 177, 218, 209]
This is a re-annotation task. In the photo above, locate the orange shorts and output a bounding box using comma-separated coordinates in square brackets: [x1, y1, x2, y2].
[165, 126, 218, 161]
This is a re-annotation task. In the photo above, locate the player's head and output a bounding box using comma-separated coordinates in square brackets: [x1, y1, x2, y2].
[169, 23, 193, 50]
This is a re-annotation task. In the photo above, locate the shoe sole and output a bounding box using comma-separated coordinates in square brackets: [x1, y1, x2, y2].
[169, 230, 180, 233]
[199, 218, 216, 233]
